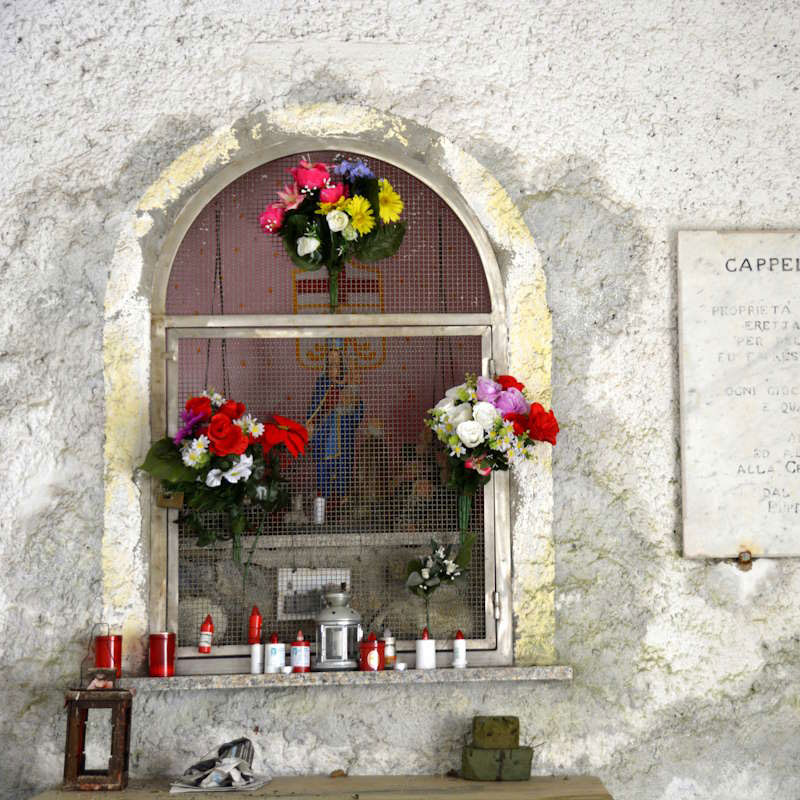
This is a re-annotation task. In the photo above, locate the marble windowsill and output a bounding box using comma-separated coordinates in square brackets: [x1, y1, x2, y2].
[124, 665, 572, 692]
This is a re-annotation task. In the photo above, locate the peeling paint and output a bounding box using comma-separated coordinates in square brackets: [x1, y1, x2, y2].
[133, 213, 153, 238]
[137, 125, 240, 212]
[266, 102, 404, 138]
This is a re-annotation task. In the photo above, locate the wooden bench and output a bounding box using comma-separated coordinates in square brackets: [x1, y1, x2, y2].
[34, 774, 613, 798]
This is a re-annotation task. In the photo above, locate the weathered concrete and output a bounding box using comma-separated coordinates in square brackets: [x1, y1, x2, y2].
[3, 3, 800, 800]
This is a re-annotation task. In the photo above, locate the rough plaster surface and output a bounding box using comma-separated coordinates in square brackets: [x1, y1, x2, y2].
[3, 3, 800, 799]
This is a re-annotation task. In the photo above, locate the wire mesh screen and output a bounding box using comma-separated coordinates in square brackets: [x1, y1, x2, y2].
[175, 334, 487, 648]
[166, 150, 491, 316]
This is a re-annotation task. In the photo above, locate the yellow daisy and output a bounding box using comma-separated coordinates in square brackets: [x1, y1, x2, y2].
[346, 195, 375, 235]
[316, 196, 349, 215]
[378, 179, 403, 223]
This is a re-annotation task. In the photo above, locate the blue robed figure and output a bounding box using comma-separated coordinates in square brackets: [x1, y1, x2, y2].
[307, 343, 364, 501]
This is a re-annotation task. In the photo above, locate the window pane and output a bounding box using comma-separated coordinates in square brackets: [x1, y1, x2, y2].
[175, 334, 487, 647]
[166, 151, 491, 316]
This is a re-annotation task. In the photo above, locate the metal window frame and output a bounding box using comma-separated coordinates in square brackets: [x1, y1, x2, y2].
[147, 138, 514, 672]
[162, 325, 510, 673]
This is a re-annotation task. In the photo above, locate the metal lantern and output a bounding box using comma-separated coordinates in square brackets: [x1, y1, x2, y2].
[313, 585, 363, 671]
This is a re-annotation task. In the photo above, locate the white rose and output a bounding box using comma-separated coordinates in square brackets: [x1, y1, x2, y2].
[326, 210, 349, 232]
[456, 420, 484, 448]
[473, 401, 500, 431]
[445, 383, 467, 399]
[223, 454, 254, 484]
[297, 236, 321, 257]
[205, 469, 223, 487]
[342, 224, 358, 241]
[448, 403, 473, 426]
[435, 397, 456, 415]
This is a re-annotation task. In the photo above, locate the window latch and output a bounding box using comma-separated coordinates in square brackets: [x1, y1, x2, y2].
[492, 590, 501, 621]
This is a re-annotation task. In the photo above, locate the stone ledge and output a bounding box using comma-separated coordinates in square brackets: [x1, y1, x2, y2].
[124, 665, 572, 692]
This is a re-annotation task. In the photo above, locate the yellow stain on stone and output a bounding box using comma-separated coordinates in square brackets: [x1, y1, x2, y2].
[138, 125, 240, 212]
[102, 321, 146, 609]
[438, 137, 534, 251]
[510, 281, 552, 405]
[438, 137, 555, 662]
[251, 122, 262, 140]
[267, 102, 405, 138]
[133, 213, 153, 238]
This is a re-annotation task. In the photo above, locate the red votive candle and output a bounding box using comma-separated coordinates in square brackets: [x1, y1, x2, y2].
[94, 634, 123, 678]
[148, 632, 176, 677]
[359, 633, 385, 672]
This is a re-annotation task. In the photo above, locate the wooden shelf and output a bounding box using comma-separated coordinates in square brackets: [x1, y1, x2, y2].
[34, 774, 612, 799]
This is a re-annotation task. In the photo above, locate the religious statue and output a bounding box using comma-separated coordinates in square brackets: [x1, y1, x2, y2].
[306, 341, 364, 509]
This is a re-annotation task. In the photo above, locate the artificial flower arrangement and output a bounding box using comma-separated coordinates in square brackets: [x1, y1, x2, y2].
[139, 390, 308, 565]
[406, 373, 559, 628]
[259, 157, 406, 311]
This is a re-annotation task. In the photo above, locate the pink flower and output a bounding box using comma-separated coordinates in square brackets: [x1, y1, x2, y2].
[465, 457, 491, 477]
[277, 182, 304, 210]
[476, 376, 502, 403]
[290, 160, 330, 190]
[494, 387, 529, 415]
[320, 182, 347, 204]
[259, 203, 285, 233]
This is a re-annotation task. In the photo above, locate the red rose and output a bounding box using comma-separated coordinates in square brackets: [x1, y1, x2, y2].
[502, 412, 529, 436]
[258, 415, 308, 458]
[207, 413, 249, 456]
[218, 400, 246, 421]
[527, 403, 559, 446]
[496, 374, 525, 392]
[185, 396, 212, 420]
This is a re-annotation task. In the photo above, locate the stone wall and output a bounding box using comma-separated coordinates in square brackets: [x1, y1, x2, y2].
[3, 3, 800, 799]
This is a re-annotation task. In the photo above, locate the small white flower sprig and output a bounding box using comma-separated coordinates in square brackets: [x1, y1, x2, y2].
[406, 539, 471, 633]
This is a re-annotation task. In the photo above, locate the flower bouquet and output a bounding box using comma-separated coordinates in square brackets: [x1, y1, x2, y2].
[259, 157, 406, 311]
[406, 374, 559, 626]
[139, 391, 308, 565]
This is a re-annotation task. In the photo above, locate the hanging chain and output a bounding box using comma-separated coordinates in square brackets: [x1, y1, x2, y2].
[431, 208, 457, 406]
[204, 204, 230, 396]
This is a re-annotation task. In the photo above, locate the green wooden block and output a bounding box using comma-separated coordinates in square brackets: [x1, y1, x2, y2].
[461, 745, 533, 781]
[472, 715, 520, 749]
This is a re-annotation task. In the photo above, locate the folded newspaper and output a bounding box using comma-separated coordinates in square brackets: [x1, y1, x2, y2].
[170, 738, 271, 793]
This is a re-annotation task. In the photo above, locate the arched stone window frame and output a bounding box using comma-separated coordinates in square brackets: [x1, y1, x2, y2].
[103, 107, 555, 673]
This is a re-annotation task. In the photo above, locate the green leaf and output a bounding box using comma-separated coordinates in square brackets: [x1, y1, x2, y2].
[406, 570, 424, 588]
[353, 177, 380, 215]
[455, 532, 476, 569]
[353, 222, 406, 263]
[138, 438, 196, 483]
[280, 214, 325, 272]
[194, 525, 217, 547]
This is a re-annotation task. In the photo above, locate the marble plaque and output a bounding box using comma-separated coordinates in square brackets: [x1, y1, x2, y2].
[679, 230, 800, 558]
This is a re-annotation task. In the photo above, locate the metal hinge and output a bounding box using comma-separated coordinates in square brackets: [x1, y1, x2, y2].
[492, 591, 501, 620]
[487, 357, 496, 376]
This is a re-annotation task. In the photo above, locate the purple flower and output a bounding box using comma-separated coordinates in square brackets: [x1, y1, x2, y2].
[174, 409, 205, 446]
[494, 388, 529, 415]
[334, 159, 375, 181]
[476, 377, 502, 403]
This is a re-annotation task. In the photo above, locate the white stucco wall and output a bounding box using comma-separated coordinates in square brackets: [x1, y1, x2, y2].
[3, 2, 800, 799]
